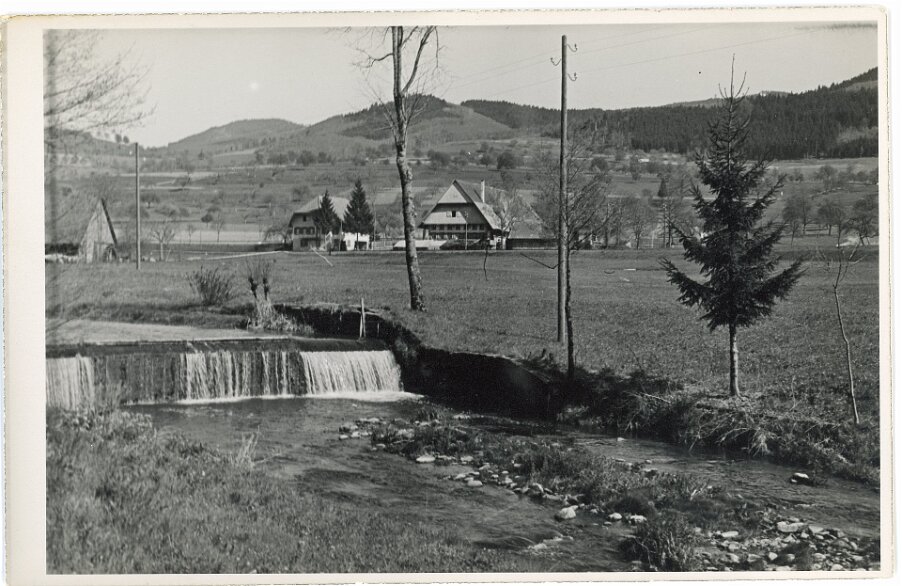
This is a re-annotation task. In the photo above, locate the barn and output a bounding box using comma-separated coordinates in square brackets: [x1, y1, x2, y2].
[417, 180, 505, 246]
[45, 191, 118, 262]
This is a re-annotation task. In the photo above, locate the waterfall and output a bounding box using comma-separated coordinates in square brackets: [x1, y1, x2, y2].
[47, 356, 96, 410]
[46, 346, 403, 408]
[300, 350, 402, 395]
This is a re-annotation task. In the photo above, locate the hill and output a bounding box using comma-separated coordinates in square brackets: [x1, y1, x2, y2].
[78, 68, 878, 166]
[463, 68, 878, 159]
[165, 119, 306, 157]
[303, 95, 514, 146]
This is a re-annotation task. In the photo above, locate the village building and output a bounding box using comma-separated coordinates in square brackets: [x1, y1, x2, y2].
[288, 195, 371, 251]
[418, 180, 506, 246]
[45, 190, 118, 262]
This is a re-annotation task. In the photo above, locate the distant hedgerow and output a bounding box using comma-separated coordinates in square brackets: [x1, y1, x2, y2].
[186, 265, 235, 307]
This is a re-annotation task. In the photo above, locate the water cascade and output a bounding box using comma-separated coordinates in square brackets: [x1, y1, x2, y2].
[46, 344, 403, 409]
[300, 350, 403, 395]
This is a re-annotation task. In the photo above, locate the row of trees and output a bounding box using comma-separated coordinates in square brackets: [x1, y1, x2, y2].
[312, 179, 376, 240]
[783, 191, 878, 246]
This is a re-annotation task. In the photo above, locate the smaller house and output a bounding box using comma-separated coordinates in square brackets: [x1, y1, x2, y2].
[45, 190, 118, 262]
[418, 180, 505, 246]
[288, 195, 350, 250]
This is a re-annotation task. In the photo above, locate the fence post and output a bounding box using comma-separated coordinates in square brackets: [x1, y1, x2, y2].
[359, 297, 366, 339]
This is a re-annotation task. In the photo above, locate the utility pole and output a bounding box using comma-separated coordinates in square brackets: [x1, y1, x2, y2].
[135, 142, 141, 270]
[552, 36, 577, 355]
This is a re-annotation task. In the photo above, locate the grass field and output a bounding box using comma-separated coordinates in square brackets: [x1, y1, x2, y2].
[48, 241, 881, 472]
[48, 245, 880, 404]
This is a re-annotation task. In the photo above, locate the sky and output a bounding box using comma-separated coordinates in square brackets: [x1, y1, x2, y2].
[79, 21, 878, 147]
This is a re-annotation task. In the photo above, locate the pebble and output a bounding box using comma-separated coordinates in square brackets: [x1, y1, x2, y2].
[616, 437, 626, 442]
[791, 472, 813, 485]
[722, 553, 741, 565]
[720, 530, 739, 540]
[555, 506, 577, 521]
[777, 521, 806, 533]
[812, 553, 826, 562]
[767, 552, 779, 562]
[808, 525, 825, 534]
[415, 455, 436, 464]
[375, 443, 386, 450]
[453, 473, 468, 481]
[459, 455, 474, 464]
[527, 483, 545, 498]
[628, 514, 647, 525]
[607, 512, 623, 522]
[350, 431, 360, 439]
[338, 434, 349, 441]
[466, 479, 483, 488]
[831, 564, 845, 571]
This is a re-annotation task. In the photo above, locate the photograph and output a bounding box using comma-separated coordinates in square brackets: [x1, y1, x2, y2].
[1, 5, 891, 583]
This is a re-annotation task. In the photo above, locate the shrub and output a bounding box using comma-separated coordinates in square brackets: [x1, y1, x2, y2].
[620, 511, 700, 571]
[186, 265, 235, 307]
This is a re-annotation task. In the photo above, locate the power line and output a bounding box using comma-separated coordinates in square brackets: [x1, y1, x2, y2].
[476, 28, 821, 102]
[448, 24, 679, 91]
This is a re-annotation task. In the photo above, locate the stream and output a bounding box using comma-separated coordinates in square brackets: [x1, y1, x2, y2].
[129, 394, 881, 571]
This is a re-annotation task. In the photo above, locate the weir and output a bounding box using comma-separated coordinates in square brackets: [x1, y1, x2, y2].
[46, 338, 403, 409]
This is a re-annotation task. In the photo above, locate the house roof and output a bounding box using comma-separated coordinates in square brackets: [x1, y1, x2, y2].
[418, 180, 504, 232]
[45, 189, 117, 245]
[290, 195, 351, 223]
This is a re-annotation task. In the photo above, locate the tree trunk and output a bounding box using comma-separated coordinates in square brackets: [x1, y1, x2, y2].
[834, 279, 860, 424]
[392, 27, 426, 312]
[729, 323, 740, 396]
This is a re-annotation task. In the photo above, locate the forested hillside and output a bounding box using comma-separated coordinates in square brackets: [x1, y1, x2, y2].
[463, 67, 878, 159]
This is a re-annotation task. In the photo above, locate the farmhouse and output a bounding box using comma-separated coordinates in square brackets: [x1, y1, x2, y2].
[288, 195, 371, 251]
[45, 190, 118, 262]
[418, 180, 505, 246]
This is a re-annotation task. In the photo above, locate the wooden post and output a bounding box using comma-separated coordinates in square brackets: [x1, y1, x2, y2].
[359, 297, 366, 339]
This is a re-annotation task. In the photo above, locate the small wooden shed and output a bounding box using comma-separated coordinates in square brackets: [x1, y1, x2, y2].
[45, 191, 118, 262]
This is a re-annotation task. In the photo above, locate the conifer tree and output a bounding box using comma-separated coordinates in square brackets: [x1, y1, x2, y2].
[316, 190, 340, 236]
[343, 179, 375, 237]
[660, 74, 804, 397]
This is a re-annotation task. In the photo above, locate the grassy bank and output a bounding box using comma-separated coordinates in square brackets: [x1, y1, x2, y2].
[46, 408, 535, 574]
[46, 247, 881, 482]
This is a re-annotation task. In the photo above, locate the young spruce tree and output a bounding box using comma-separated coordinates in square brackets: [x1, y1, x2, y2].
[343, 179, 375, 239]
[660, 75, 804, 397]
[316, 190, 340, 238]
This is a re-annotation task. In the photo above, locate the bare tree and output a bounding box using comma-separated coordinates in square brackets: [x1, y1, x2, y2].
[487, 171, 529, 237]
[214, 215, 227, 244]
[44, 30, 152, 160]
[148, 221, 177, 261]
[820, 246, 863, 425]
[622, 196, 655, 249]
[356, 26, 440, 311]
[533, 125, 610, 378]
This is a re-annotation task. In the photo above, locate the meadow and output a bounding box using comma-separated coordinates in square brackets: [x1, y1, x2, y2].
[47, 243, 881, 479]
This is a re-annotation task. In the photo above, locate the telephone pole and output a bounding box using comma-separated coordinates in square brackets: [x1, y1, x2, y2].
[553, 36, 577, 345]
[135, 142, 141, 270]
[552, 36, 578, 379]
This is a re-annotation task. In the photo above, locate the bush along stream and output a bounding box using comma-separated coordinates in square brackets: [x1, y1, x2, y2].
[356, 407, 881, 572]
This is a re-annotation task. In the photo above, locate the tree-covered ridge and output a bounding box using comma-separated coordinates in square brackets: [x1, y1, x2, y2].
[463, 68, 878, 159]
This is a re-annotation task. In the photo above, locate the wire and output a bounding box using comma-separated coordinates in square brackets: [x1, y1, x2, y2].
[448, 24, 684, 91]
[477, 28, 822, 102]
